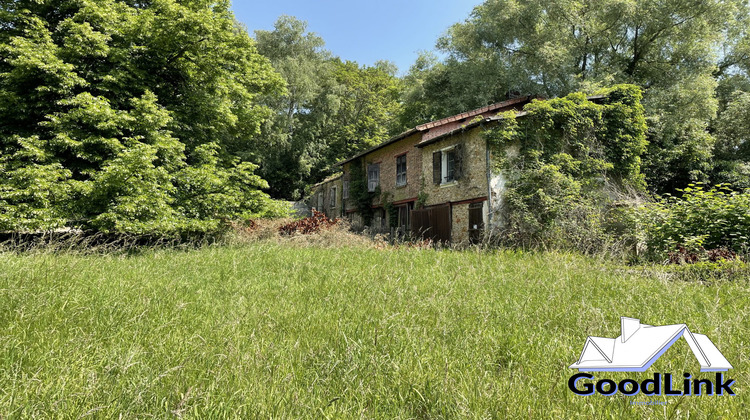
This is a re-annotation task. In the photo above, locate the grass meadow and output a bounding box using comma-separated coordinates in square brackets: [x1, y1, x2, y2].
[0, 240, 748, 418]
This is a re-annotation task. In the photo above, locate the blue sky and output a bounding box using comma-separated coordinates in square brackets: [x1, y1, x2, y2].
[231, 0, 481, 75]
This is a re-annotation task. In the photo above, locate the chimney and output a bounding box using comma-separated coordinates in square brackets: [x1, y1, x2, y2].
[621, 317, 641, 342]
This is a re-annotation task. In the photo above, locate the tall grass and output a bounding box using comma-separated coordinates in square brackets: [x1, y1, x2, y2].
[0, 243, 747, 418]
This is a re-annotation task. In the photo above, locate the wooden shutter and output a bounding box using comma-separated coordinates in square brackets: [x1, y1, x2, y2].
[432, 151, 441, 184]
[453, 144, 464, 180]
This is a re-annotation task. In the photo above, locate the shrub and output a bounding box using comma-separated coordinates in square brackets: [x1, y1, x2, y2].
[278, 211, 339, 236]
[637, 184, 750, 259]
[486, 85, 648, 255]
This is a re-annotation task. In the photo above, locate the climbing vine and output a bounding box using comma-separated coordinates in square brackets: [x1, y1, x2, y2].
[483, 84, 648, 250]
[348, 158, 379, 225]
[381, 192, 399, 228]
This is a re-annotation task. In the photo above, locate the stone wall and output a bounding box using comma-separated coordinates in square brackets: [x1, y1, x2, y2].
[419, 128, 489, 207]
[488, 141, 520, 232]
[308, 175, 343, 219]
[340, 133, 423, 226]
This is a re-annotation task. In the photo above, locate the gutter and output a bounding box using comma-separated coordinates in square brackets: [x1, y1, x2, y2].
[486, 125, 493, 226]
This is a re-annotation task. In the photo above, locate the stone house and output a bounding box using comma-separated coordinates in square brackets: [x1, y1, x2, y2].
[308, 96, 535, 244]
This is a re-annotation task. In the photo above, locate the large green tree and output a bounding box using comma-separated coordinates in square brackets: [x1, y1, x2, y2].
[403, 0, 744, 193]
[253, 16, 332, 199]
[302, 59, 403, 182]
[0, 0, 285, 234]
[253, 16, 402, 199]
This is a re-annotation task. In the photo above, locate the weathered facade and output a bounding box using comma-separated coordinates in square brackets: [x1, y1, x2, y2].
[308, 96, 535, 244]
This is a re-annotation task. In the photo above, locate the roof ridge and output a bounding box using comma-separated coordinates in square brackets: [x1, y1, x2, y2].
[416, 96, 533, 131]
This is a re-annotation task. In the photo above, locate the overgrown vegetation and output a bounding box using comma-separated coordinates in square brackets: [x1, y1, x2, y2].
[348, 158, 379, 225]
[486, 85, 647, 253]
[0, 0, 289, 235]
[0, 244, 747, 417]
[400, 0, 750, 196]
[637, 184, 750, 260]
[278, 210, 339, 236]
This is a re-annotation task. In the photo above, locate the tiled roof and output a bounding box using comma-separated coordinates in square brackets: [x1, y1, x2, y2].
[415, 96, 532, 131]
[336, 94, 607, 164]
[337, 96, 533, 166]
[337, 128, 419, 166]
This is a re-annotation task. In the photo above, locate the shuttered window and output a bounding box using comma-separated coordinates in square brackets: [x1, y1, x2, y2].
[433, 152, 441, 184]
[446, 149, 456, 182]
[434, 144, 464, 184]
[453, 144, 463, 180]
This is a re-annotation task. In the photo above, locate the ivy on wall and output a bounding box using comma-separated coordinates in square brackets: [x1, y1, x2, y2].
[484, 84, 648, 249]
[487, 84, 647, 188]
[348, 158, 379, 225]
[381, 193, 399, 228]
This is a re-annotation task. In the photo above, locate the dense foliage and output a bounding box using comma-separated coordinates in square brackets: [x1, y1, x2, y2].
[347, 158, 378, 225]
[487, 85, 648, 251]
[638, 184, 750, 259]
[252, 17, 403, 199]
[401, 0, 750, 195]
[0, 0, 287, 234]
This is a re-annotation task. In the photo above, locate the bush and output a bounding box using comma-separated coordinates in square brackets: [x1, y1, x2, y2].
[497, 162, 639, 255]
[279, 211, 339, 235]
[637, 184, 750, 259]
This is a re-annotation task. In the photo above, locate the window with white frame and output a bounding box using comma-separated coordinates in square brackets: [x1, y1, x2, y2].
[330, 186, 336, 208]
[367, 163, 380, 192]
[432, 145, 462, 185]
[342, 180, 349, 199]
[396, 154, 407, 186]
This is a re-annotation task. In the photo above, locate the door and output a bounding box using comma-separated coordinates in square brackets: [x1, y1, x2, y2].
[468, 202, 485, 244]
[410, 204, 451, 243]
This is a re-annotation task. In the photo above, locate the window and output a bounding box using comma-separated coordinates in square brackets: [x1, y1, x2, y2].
[443, 149, 456, 183]
[396, 154, 407, 186]
[367, 163, 380, 192]
[342, 180, 349, 199]
[330, 186, 336, 208]
[317, 193, 323, 210]
[432, 144, 463, 185]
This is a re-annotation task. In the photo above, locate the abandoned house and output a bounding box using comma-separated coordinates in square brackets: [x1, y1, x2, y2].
[307, 95, 542, 244]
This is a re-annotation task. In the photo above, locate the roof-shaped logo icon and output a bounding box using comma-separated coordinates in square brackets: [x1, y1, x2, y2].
[570, 317, 732, 372]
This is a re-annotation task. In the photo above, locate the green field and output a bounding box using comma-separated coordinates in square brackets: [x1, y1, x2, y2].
[0, 243, 747, 418]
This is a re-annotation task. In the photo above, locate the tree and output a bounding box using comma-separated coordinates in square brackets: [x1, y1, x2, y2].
[712, 91, 750, 189]
[402, 0, 743, 193]
[252, 17, 403, 199]
[0, 0, 286, 234]
[252, 16, 332, 199]
[301, 59, 403, 182]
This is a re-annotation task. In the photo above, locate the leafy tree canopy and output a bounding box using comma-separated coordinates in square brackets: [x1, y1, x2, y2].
[252, 16, 403, 199]
[402, 0, 749, 193]
[0, 0, 287, 234]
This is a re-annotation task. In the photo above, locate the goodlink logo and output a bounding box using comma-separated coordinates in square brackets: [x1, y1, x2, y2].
[568, 317, 735, 396]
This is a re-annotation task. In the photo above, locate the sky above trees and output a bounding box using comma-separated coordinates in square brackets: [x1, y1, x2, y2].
[231, 0, 481, 74]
